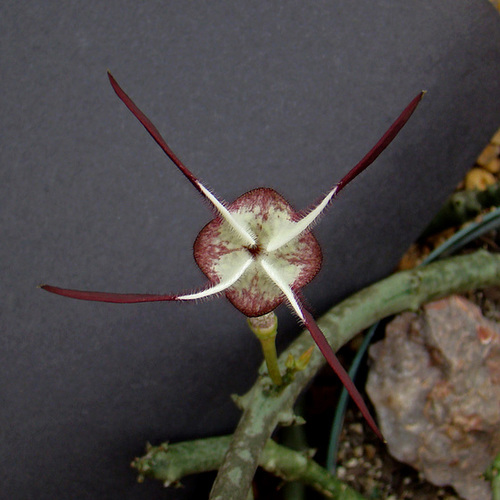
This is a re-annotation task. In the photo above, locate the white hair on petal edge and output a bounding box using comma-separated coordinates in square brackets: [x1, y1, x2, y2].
[266, 185, 338, 252]
[260, 259, 305, 321]
[178, 257, 253, 300]
[196, 181, 257, 246]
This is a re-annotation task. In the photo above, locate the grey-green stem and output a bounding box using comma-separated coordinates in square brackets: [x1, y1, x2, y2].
[209, 250, 500, 499]
[133, 435, 365, 499]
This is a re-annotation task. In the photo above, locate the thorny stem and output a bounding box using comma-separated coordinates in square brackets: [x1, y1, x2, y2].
[247, 313, 283, 386]
[133, 436, 365, 499]
[208, 250, 500, 500]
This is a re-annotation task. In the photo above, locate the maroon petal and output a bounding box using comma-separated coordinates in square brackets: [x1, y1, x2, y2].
[40, 284, 180, 303]
[266, 92, 425, 253]
[336, 91, 425, 194]
[108, 72, 257, 247]
[301, 306, 384, 441]
[253, 266, 384, 440]
[107, 72, 201, 193]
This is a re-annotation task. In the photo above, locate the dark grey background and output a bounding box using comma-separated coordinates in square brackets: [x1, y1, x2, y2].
[2, 1, 499, 498]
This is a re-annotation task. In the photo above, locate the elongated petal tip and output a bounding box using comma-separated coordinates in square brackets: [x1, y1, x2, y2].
[414, 90, 426, 105]
[105, 71, 201, 187]
[40, 284, 180, 303]
[106, 71, 258, 240]
[334, 90, 426, 195]
[107, 71, 119, 91]
[301, 308, 384, 441]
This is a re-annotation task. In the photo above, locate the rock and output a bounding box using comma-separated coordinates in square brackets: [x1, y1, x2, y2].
[366, 295, 500, 500]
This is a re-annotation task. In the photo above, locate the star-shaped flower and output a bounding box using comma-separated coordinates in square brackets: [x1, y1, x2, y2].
[42, 73, 424, 439]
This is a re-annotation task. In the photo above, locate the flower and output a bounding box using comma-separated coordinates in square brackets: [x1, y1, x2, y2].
[42, 72, 424, 439]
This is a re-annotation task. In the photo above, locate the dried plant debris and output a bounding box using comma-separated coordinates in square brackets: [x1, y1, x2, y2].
[366, 295, 500, 500]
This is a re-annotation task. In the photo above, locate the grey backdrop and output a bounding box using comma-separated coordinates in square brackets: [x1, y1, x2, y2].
[2, 1, 500, 498]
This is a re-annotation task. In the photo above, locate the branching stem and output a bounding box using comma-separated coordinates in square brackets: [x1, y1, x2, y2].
[133, 435, 366, 499]
[129, 251, 500, 498]
[208, 251, 500, 499]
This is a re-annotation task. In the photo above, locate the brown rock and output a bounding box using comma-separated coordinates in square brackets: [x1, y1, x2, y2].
[366, 296, 500, 500]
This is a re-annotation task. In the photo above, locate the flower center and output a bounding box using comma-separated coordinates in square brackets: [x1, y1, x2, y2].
[245, 244, 262, 257]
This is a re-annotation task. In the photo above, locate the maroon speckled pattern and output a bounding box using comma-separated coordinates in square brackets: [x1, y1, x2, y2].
[194, 188, 322, 317]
